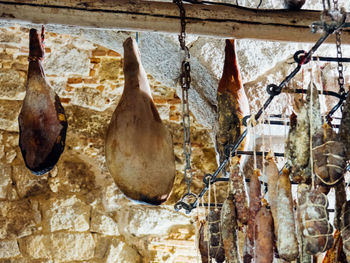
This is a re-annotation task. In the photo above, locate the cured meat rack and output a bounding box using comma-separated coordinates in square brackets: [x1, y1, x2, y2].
[175, 13, 350, 214]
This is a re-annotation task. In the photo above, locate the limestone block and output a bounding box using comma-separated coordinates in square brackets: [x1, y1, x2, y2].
[20, 233, 95, 261]
[90, 210, 120, 236]
[19, 234, 51, 259]
[0, 240, 20, 258]
[0, 199, 38, 239]
[51, 232, 95, 261]
[0, 165, 12, 199]
[43, 44, 90, 77]
[106, 238, 141, 263]
[11, 165, 49, 198]
[99, 57, 123, 82]
[42, 195, 90, 232]
[70, 86, 110, 111]
[0, 100, 21, 132]
[0, 69, 26, 100]
[48, 156, 97, 194]
[116, 206, 191, 237]
[93, 234, 111, 259]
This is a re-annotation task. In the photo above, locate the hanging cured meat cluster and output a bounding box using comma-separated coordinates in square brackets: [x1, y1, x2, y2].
[197, 37, 350, 263]
[8, 25, 350, 263]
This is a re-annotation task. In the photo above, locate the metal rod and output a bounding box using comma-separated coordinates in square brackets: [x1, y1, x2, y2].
[312, 56, 350, 63]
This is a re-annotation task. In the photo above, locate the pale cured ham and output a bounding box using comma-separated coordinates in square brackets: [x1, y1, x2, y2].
[216, 39, 249, 166]
[105, 37, 175, 205]
[18, 28, 67, 175]
[276, 169, 299, 261]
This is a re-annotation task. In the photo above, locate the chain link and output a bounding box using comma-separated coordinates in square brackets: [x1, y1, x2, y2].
[174, 0, 193, 194]
[332, 0, 345, 98]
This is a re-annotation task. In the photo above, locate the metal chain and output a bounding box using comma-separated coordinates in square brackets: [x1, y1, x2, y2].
[174, 0, 193, 194]
[332, 0, 346, 97]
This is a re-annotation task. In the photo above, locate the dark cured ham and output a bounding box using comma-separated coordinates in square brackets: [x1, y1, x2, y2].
[216, 39, 249, 166]
[105, 37, 175, 205]
[18, 28, 67, 175]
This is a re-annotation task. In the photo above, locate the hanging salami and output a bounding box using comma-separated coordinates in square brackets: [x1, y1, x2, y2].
[296, 184, 312, 263]
[276, 168, 299, 261]
[340, 93, 350, 161]
[312, 124, 346, 186]
[220, 193, 240, 263]
[285, 81, 322, 183]
[254, 203, 274, 263]
[243, 168, 262, 262]
[265, 154, 279, 238]
[229, 164, 248, 225]
[199, 221, 209, 263]
[298, 186, 334, 255]
[341, 200, 350, 261]
[105, 37, 175, 205]
[18, 28, 67, 175]
[216, 39, 249, 167]
[208, 208, 226, 262]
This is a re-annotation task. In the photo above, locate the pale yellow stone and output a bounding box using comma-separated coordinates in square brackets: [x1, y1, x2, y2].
[0, 199, 38, 239]
[19, 234, 51, 259]
[42, 195, 90, 232]
[90, 210, 120, 236]
[0, 240, 20, 258]
[11, 166, 49, 198]
[51, 232, 95, 261]
[0, 165, 11, 200]
[106, 239, 141, 263]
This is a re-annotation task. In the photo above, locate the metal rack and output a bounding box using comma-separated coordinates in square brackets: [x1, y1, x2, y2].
[174, 14, 350, 214]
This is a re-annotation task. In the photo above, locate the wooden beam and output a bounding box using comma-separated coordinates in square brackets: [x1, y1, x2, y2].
[0, 0, 349, 43]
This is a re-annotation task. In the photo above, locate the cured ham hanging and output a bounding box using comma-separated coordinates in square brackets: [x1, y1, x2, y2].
[18, 28, 67, 175]
[105, 37, 175, 205]
[216, 39, 249, 167]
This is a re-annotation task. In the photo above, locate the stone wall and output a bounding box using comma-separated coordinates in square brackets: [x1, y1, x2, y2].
[0, 26, 218, 262]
